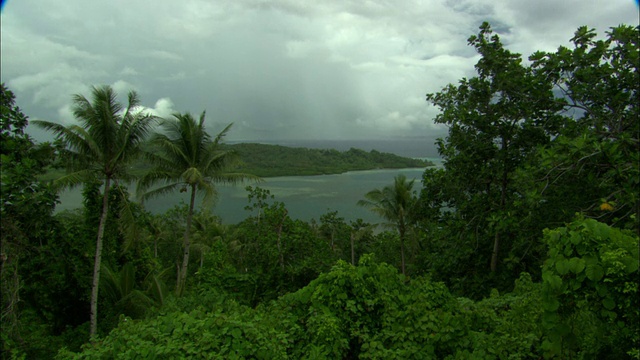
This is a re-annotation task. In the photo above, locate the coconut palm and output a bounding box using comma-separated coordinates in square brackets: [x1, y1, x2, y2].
[33, 85, 156, 338]
[357, 174, 416, 275]
[137, 111, 258, 295]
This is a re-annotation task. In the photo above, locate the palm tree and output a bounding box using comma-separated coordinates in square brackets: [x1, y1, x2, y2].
[34, 85, 155, 338]
[357, 174, 416, 275]
[137, 111, 258, 295]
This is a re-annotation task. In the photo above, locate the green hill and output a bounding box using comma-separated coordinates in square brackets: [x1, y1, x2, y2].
[226, 143, 434, 177]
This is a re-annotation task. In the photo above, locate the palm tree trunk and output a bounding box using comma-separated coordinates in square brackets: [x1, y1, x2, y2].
[276, 210, 287, 272]
[399, 215, 406, 276]
[177, 184, 197, 296]
[400, 232, 406, 276]
[90, 176, 111, 339]
[350, 232, 355, 265]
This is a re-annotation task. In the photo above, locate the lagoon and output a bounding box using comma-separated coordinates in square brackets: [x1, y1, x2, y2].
[56, 160, 442, 225]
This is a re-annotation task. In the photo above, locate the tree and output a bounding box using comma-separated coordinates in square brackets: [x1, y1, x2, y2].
[33, 85, 156, 338]
[358, 174, 417, 275]
[529, 25, 639, 233]
[137, 112, 258, 296]
[1, 83, 58, 355]
[422, 22, 562, 276]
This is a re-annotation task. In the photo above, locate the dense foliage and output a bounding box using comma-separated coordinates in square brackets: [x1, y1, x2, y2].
[1, 22, 638, 359]
[226, 143, 433, 177]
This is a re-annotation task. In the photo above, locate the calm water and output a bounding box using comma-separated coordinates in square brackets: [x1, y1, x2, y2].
[56, 161, 441, 225]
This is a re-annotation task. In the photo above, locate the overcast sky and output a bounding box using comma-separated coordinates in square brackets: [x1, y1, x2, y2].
[1, 0, 638, 144]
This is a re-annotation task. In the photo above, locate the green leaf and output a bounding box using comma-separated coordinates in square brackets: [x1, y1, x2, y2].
[543, 297, 560, 312]
[555, 259, 569, 275]
[544, 273, 563, 290]
[568, 257, 585, 274]
[585, 264, 604, 281]
[621, 256, 639, 273]
[569, 231, 582, 245]
[595, 284, 609, 297]
[602, 297, 615, 310]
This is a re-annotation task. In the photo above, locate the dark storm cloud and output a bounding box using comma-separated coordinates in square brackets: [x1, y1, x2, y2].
[1, 0, 637, 143]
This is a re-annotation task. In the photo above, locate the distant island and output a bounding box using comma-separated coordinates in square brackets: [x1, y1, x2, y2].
[225, 143, 434, 177]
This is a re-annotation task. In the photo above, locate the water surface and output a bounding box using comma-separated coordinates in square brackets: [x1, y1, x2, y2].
[56, 166, 436, 225]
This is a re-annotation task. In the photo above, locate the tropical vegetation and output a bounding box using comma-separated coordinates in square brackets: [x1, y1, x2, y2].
[137, 112, 258, 295]
[1, 23, 637, 359]
[226, 142, 433, 177]
[32, 86, 156, 338]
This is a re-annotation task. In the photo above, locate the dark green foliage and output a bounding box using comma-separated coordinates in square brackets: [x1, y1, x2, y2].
[5, 23, 639, 359]
[34, 84, 157, 338]
[359, 174, 418, 275]
[137, 112, 258, 296]
[230, 191, 338, 304]
[1, 83, 59, 358]
[528, 25, 639, 233]
[417, 23, 639, 300]
[227, 143, 433, 177]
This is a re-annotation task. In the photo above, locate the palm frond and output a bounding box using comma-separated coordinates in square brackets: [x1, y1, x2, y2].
[209, 172, 262, 185]
[100, 264, 122, 304]
[32, 121, 99, 160]
[122, 90, 141, 120]
[212, 123, 233, 146]
[138, 182, 182, 201]
[117, 114, 157, 165]
[136, 168, 180, 195]
[198, 182, 218, 207]
[357, 174, 417, 226]
[118, 190, 145, 253]
[144, 269, 170, 306]
[153, 135, 190, 167]
[52, 169, 97, 191]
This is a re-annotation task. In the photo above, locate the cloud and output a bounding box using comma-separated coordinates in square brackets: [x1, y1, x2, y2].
[146, 98, 177, 119]
[2, 0, 637, 146]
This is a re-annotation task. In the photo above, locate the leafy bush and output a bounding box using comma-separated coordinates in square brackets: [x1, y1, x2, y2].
[541, 218, 639, 358]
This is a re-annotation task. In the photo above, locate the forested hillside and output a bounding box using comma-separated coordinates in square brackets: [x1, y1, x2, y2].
[226, 143, 433, 177]
[1, 23, 638, 359]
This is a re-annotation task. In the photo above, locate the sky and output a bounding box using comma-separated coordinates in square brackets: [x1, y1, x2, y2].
[1, 0, 638, 146]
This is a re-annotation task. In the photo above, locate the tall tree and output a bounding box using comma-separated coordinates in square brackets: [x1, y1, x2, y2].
[137, 112, 257, 295]
[1, 84, 57, 353]
[422, 22, 562, 275]
[358, 174, 416, 275]
[34, 85, 155, 338]
[529, 25, 639, 233]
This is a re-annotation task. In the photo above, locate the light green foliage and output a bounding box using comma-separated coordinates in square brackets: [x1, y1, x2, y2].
[64, 255, 556, 359]
[57, 307, 293, 359]
[541, 218, 639, 358]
